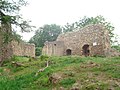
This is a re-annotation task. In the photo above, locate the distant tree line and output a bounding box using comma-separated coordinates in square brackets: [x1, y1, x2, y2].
[29, 24, 62, 47]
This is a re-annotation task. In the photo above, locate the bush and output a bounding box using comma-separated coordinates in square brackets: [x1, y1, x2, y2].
[40, 55, 49, 61]
[35, 47, 42, 56]
[112, 45, 120, 52]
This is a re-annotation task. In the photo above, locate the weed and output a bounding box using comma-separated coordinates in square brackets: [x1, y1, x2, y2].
[60, 78, 76, 87]
[40, 55, 49, 61]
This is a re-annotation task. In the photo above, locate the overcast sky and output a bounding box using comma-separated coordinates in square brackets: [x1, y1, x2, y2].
[19, 0, 120, 42]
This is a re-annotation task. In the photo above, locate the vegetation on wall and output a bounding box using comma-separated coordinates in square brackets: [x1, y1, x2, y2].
[0, 0, 34, 65]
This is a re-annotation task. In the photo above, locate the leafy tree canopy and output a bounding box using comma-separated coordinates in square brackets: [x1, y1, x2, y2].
[0, 0, 33, 43]
[29, 24, 62, 47]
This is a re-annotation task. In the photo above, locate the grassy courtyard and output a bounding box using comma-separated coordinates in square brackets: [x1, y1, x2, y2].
[0, 56, 120, 90]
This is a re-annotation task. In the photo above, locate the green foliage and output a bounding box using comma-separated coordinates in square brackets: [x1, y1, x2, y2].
[10, 55, 29, 62]
[40, 55, 49, 61]
[29, 24, 62, 47]
[0, 0, 33, 45]
[60, 78, 76, 87]
[0, 0, 32, 31]
[2, 30, 22, 44]
[0, 0, 27, 14]
[112, 45, 120, 52]
[0, 56, 120, 89]
[2, 56, 28, 72]
[82, 82, 108, 90]
[0, 68, 3, 73]
[29, 16, 115, 47]
[0, 73, 39, 90]
[36, 75, 50, 86]
[35, 47, 42, 56]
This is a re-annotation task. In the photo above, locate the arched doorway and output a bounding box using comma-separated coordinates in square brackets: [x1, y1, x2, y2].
[82, 44, 90, 56]
[66, 49, 72, 55]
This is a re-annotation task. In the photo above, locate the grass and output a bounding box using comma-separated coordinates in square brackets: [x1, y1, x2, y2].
[0, 56, 120, 90]
[60, 78, 76, 88]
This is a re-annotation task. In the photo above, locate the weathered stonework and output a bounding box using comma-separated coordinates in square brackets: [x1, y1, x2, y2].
[42, 24, 113, 56]
[42, 41, 65, 56]
[0, 23, 35, 63]
[0, 12, 35, 65]
[11, 41, 35, 57]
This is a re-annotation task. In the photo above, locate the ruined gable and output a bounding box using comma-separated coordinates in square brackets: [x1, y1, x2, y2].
[42, 24, 111, 56]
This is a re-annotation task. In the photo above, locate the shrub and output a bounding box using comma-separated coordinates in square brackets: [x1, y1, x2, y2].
[35, 47, 42, 56]
[112, 45, 120, 52]
[40, 55, 49, 61]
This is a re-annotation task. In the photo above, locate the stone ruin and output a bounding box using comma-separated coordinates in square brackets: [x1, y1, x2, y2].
[42, 24, 120, 56]
[0, 41, 35, 60]
[11, 41, 35, 57]
[0, 21, 35, 63]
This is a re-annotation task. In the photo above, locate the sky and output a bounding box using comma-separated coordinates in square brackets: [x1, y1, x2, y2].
[19, 0, 120, 42]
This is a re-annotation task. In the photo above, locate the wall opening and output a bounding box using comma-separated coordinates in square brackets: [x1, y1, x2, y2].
[82, 44, 90, 56]
[66, 49, 72, 55]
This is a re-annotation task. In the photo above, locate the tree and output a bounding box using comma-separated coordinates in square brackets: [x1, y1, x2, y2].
[0, 0, 32, 65]
[35, 47, 42, 56]
[0, 0, 33, 41]
[62, 23, 75, 33]
[29, 24, 62, 47]
[62, 15, 115, 43]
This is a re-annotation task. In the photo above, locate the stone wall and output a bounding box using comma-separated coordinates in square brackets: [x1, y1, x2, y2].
[0, 25, 35, 61]
[11, 41, 35, 57]
[0, 12, 35, 64]
[42, 41, 64, 56]
[43, 24, 111, 56]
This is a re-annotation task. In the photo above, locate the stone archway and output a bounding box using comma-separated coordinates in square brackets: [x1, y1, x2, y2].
[66, 49, 72, 55]
[82, 44, 90, 56]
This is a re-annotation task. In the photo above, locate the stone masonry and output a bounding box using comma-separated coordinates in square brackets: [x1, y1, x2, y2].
[42, 24, 112, 56]
[11, 41, 35, 57]
[0, 23, 35, 63]
[0, 12, 35, 64]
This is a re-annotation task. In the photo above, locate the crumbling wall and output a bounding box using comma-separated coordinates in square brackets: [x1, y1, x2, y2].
[109, 48, 120, 56]
[43, 24, 111, 56]
[0, 17, 35, 65]
[42, 41, 64, 56]
[11, 41, 35, 57]
[57, 24, 111, 56]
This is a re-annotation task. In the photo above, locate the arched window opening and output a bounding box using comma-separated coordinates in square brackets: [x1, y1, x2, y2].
[82, 44, 90, 56]
[66, 49, 72, 55]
